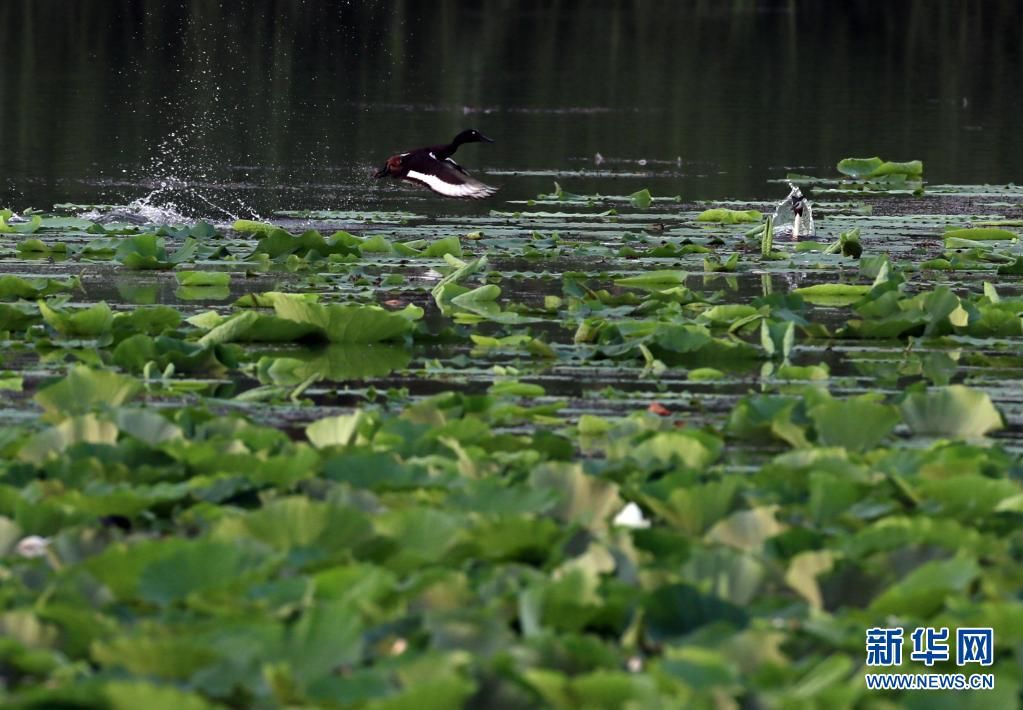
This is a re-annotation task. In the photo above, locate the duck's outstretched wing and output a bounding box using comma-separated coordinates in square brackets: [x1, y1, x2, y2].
[404, 154, 498, 199]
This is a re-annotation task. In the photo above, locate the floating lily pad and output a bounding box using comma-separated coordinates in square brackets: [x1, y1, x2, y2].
[837, 157, 923, 178]
[791, 283, 871, 306]
[174, 271, 231, 287]
[900, 386, 1004, 438]
[34, 366, 142, 420]
[695, 208, 762, 224]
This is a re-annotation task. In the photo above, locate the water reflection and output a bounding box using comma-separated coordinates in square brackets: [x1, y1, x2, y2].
[2, 0, 1021, 215]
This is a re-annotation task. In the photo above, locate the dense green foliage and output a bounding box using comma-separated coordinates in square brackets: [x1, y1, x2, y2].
[1, 175, 1021, 707]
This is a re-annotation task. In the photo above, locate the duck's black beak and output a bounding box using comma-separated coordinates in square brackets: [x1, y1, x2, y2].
[478, 132, 495, 143]
[373, 164, 389, 179]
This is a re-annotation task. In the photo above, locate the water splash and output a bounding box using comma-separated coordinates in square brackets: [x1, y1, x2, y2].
[772, 182, 814, 239]
[103, 18, 266, 226]
[79, 180, 198, 226]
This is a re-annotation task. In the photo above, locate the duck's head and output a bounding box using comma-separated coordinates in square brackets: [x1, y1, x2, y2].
[790, 186, 806, 216]
[374, 155, 402, 179]
[453, 129, 494, 145]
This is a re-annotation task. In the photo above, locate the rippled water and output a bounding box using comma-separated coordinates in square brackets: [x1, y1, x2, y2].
[2, 0, 1022, 217]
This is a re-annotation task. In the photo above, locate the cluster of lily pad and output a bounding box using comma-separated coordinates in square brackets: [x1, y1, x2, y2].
[1, 160, 1021, 707]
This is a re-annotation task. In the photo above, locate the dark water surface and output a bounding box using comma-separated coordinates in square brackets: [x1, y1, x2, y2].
[2, 0, 1022, 217]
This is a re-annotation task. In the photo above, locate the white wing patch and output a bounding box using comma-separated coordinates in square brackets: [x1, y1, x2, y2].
[444, 157, 468, 175]
[405, 169, 498, 199]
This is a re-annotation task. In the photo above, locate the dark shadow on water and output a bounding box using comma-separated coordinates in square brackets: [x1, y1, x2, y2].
[2, 1, 1022, 216]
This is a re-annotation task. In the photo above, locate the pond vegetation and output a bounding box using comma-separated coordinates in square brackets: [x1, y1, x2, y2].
[1, 154, 1021, 707]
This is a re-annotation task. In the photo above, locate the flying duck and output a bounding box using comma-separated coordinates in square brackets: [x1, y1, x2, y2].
[373, 129, 498, 199]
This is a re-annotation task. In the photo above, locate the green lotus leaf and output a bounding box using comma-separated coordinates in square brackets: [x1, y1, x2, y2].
[619, 430, 723, 471]
[174, 285, 231, 301]
[629, 188, 653, 209]
[233, 291, 318, 308]
[870, 159, 923, 177]
[113, 334, 233, 375]
[571, 669, 663, 707]
[56, 482, 192, 518]
[784, 550, 834, 610]
[0, 302, 40, 329]
[637, 475, 740, 535]
[195, 311, 251, 344]
[0, 275, 79, 300]
[103, 681, 219, 710]
[529, 462, 621, 529]
[34, 366, 142, 420]
[137, 539, 273, 604]
[836, 157, 885, 178]
[322, 451, 433, 491]
[92, 634, 221, 680]
[281, 600, 365, 686]
[421, 236, 464, 258]
[943, 227, 1017, 241]
[18, 413, 120, 463]
[839, 157, 921, 180]
[212, 497, 367, 553]
[270, 295, 421, 343]
[688, 367, 725, 381]
[614, 270, 687, 287]
[843, 515, 982, 559]
[915, 475, 1019, 519]
[996, 256, 1023, 275]
[258, 344, 411, 384]
[644, 584, 748, 641]
[114, 408, 183, 446]
[232, 219, 277, 236]
[115, 234, 197, 269]
[699, 304, 759, 325]
[705, 506, 786, 551]
[39, 300, 113, 337]
[809, 396, 900, 451]
[695, 208, 762, 224]
[960, 305, 1023, 337]
[359, 234, 395, 253]
[174, 270, 231, 287]
[0, 213, 42, 233]
[649, 323, 712, 353]
[112, 305, 182, 337]
[351, 674, 476, 710]
[869, 555, 979, 616]
[375, 507, 464, 571]
[791, 283, 871, 306]
[760, 319, 795, 362]
[430, 254, 488, 306]
[488, 380, 545, 397]
[703, 253, 740, 272]
[249, 227, 359, 259]
[823, 227, 862, 257]
[726, 394, 811, 448]
[900, 385, 1004, 438]
[774, 363, 829, 380]
[306, 411, 373, 449]
[200, 311, 321, 345]
[450, 283, 501, 308]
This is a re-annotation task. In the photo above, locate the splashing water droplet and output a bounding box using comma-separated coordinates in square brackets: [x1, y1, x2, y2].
[772, 182, 814, 239]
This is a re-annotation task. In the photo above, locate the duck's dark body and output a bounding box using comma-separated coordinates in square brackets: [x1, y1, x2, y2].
[374, 129, 498, 199]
